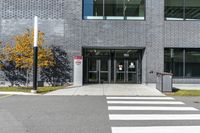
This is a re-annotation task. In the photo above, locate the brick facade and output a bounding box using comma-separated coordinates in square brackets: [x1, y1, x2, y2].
[0, 0, 200, 83]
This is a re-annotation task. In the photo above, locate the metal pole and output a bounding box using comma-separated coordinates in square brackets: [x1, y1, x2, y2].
[31, 16, 38, 94]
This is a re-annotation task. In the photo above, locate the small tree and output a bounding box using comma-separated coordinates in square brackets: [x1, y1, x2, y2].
[0, 43, 26, 86]
[2, 29, 54, 86]
[0, 61, 26, 86]
[41, 46, 71, 86]
[0, 42, 3, 69]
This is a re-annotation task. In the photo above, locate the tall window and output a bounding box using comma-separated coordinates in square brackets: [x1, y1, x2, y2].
[165, 0, 184, 20]
[164, 48, 200, 77]
[83, 0, 104, 19]
[165, 0, 200, 20]
[185, 0, 200, 20]
[185, 49, 200, 77]
[104, 0, 124, 19]
[83, 0, 145, 20]
[164, 49, 184, 76]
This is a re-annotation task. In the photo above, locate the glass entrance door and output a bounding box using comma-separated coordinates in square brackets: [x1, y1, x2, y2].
[83, 48, 142, 84]
[115, 60, 125, 82]
[88, 58, 98, 83]
[127, 60, 138, 83]
[88, 58, 109, 83]
[100, 59, 109, 83]
[115, 59, 138, 83]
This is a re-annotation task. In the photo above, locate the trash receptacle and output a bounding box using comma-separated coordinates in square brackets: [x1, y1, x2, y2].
[156, 72, 173, 92]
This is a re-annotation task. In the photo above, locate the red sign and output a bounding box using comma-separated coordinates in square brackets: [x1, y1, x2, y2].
[74, 56, 83, 60]
[74, 56, 83, 65]
[75, 60, 82, 65]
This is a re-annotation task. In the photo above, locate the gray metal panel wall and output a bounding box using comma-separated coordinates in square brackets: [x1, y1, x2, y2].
[145, 0, 164, 83]
[63, 0, 165, 83]
[0, 0, 2, 38]
[164, 21, 200, 48]
[1, 0, 64, 19]
[0, 0, 65, 42]
[0, 0, 66, 81]
[0, 0, 3, 81]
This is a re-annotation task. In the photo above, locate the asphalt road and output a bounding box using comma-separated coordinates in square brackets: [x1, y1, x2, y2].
[172, 96, 200, 110]
[0, 95, 200, 133]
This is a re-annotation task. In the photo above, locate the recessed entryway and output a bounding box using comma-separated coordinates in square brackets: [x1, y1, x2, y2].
[82, 48, 143, 84]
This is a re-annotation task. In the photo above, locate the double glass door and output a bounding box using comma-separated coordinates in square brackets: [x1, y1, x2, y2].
[88, 58, 109, 83]
[115, 59, 138, 83]
[83, 49, 142, 84]
[87, 58, 139, 83]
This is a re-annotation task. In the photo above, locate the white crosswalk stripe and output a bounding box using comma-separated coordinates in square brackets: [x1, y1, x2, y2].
[111, 126, 200, 133]
[107, 101, 185, 105]
[107, 97, 175, 100]
[109, 114, 200, 120]
[106, 96, 200, 133]
[108, 106, 198, 111]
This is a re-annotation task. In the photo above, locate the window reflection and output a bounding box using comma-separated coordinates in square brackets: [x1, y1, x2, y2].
[164, 49, 183, 77]
[185, 0, 200, 20]
[164, 48, 200, 77]
[165, 0, 200, 20]
[165, 0, 184, 20]
[105, 0, 124, 19]
[125, 0, 145, 20]
[83, 0, 104, 19]
[83, 0, 145, 20]
[185, 49, 200, 77]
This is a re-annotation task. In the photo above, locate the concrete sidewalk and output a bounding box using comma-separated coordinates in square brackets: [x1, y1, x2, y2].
[173, 84, 200, 90]
[0, 92, 39, 95]
[45, 84, 165, 96]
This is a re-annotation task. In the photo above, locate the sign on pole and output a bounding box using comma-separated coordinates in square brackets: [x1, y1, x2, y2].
[73, 56, 83, 86]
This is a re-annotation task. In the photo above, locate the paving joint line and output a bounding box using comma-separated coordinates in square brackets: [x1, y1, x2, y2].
[0, 94, 13, 99]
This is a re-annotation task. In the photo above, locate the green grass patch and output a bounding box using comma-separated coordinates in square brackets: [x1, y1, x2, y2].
[0, 86, 65, 94]
[166, 90, 200, 96]
[37, 86, 65, 94]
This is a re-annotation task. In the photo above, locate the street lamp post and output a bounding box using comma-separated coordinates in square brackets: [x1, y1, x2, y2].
[31, 16, 38, 94]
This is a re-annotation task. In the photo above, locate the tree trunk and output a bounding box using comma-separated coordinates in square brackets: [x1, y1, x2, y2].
[26, 69, 29, 87]
[11, 82, 14, 87]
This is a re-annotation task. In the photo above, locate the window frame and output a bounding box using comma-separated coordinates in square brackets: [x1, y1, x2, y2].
[164, 48, 184, 77]
[82, 0, 146, 21]
[164, 0, 200, 21]
[164, 48, 200, 78]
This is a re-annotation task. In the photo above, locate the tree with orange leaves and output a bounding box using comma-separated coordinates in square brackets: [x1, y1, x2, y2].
[2, 29, 54, 86]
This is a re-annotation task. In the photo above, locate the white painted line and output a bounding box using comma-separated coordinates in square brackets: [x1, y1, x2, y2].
[0, 94, 13, 99]
[112, 126, 200, 133]
[109, 114, 200, 120]
[107, 101, 185, 105]
[106, 97, 175, 100]
[108, 106, 199, 111]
